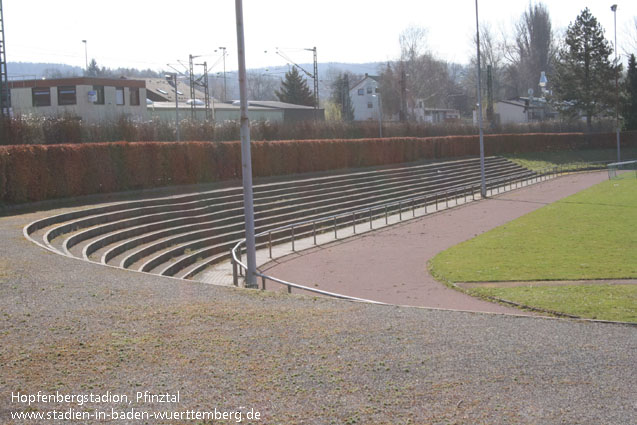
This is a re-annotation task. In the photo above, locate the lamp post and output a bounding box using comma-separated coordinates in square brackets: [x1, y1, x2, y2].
[372, 90, 383, 138]
[235, 0, 257, 288]
[475, 0, 486, 198]
[82, 40, 88, 73]
[216, 47, 227, 101]
[611, 4, 620, 162]
[166, 73, 180, 141]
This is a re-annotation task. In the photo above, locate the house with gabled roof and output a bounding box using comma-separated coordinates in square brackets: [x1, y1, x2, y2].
[349, 73, 381, 121]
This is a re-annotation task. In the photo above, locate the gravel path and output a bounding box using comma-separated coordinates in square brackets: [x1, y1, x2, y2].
[262, 172, 610, 314]
[1, 173, 636, 424]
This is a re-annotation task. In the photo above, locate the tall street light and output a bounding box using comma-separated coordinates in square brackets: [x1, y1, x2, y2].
[82, 40, 88, 73]
[475, 0, 487, 197]
[235, 0, 257, 288]
[611, 4, 620, 162]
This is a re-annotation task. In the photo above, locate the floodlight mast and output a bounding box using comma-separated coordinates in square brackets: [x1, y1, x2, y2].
[611, 4, 620, 162]
[235, 0, 257, 288]
[475, 0, 487, 198]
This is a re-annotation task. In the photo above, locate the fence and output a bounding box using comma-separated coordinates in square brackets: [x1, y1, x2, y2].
[230, 161, 611, 300]
[608, 160, 637, 180]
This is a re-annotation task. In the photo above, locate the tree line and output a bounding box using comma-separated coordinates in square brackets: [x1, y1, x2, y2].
[327, 4, 637, 132]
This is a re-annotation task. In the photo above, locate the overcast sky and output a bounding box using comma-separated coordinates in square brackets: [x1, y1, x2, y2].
[5, 0, 637, 74]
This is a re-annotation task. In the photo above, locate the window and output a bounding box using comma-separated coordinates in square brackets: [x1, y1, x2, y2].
[57, 86, 76, 105]
[375, 87, 379, 93]
[93, 85, 105, 105]
[367, 102, 373, 109]
[116, 87, 125, 105]
[129, 88, 140, 106]
[366, 87, 372, 94]
[32, 87, 51, 107]
[358, 88, 364, 96]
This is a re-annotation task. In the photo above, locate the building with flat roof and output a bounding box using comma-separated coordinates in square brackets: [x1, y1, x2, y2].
[8, 77, 148, 123]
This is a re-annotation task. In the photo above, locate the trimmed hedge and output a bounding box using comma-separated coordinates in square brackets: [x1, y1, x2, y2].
[0, 132, 635, 205]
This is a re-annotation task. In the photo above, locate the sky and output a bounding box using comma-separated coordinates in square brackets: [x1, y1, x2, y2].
[4, 0, 637, 76]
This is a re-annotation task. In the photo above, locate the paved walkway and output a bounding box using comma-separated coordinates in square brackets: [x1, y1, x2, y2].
[261, 171, 609, 314]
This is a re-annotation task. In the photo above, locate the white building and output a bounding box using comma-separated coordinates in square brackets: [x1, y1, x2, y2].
[7, 77, 148, 123]
[495, 97, 555, 124]
[349, 74, 381, 121]
[412, 101, 460, 123]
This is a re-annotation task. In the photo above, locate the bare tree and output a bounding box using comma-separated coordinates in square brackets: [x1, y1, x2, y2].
[247, 71, 280, 101]
[624, 17, 637, 56]
[505, 3, 556, 97]
[399, 25, 428, 62]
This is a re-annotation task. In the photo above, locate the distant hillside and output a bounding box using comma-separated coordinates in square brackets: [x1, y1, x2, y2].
[8, 62, 83, 79]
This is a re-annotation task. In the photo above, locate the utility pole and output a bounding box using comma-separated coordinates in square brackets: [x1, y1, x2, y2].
[216, 47, 227, 102]
[202, 61, 211, 121]
[235, 0, 257, 288]
[309, 46, 319, 114]
[165, 72, 180, 141]
[189, 54, 196, 120]
[275, 47, 320, 118]
[82, 40, 88, 73]
[193, 59, 212, 121]
[0, 0, 10, 117]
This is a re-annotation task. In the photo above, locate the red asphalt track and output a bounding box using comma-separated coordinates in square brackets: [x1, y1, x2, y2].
[261, 171, 609, 315]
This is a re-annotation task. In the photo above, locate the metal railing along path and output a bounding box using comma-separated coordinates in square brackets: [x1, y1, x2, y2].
[231, 161, 611, 300]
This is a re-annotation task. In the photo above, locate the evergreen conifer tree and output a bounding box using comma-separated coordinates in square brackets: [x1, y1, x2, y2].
[330, 73, 355, 121]
[552, 8, 619, 131]
[275, 67, 315, 106]
[623, 54, 637, 130]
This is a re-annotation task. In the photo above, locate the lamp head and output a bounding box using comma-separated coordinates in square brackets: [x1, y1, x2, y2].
[611, 4, 617, 12]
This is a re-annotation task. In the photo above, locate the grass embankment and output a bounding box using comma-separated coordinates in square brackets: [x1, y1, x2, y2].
[504, 147, 637, 171]
[430, 178, 637, 322]
[470, 285, 637, 322]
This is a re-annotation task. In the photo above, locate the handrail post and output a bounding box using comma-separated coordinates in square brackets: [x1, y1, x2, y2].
[411, 199, 415, 217]
[435, 193, 438, 211]
[399, 201, 402, 220]
[261, 275, 266, 290]
[287, 284, 291, 294]
[291, 225, 295, 251]
[352, 212, 356, 234]
[334, 216, 337, 239]
[369, 208, 373, 229]
[313, 221, 317, 245]
[445, 190, 449, 208]
[231, 251, 238, 286]
[268, 231, 272, 259]
[385, 205, 388, 224]
[424, 195, 428, 214]
[239, 249, 243, 277]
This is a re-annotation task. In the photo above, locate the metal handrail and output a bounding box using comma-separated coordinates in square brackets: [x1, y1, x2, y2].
[230, 161, 611, 297]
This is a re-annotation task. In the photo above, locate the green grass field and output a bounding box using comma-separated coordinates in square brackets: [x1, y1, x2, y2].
[504, 147, 637, 171]
[430, 178, 637, 322]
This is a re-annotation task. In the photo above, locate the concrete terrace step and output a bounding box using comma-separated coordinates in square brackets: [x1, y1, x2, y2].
[25, 156, 536, 284]
[72, 157, 521, 258]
